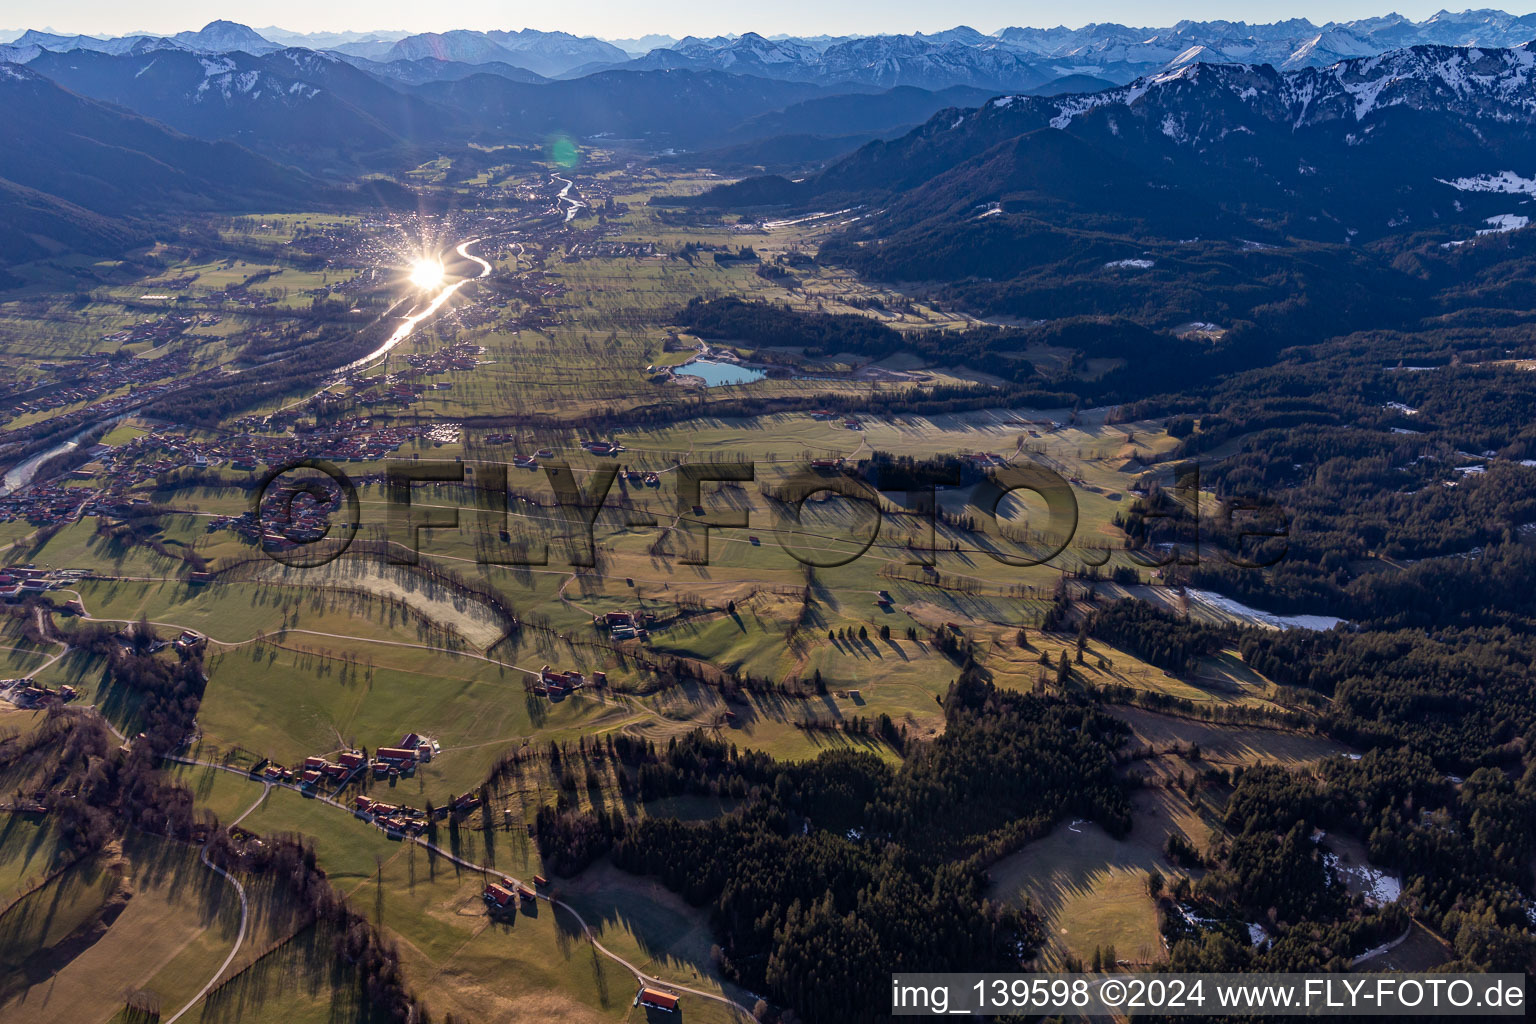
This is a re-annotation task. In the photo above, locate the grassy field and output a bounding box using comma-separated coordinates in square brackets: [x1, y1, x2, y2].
[987, 706, 1354, 970]
[987, 785, 1215, 968]
[0, 831, 241, 1023]
[0, 164, 1333, 1019]
[185, 922, 388, 1024]
[1110, 706, 1353, 772]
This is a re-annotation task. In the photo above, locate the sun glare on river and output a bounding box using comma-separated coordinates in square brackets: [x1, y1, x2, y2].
[408, 260, 445, 289]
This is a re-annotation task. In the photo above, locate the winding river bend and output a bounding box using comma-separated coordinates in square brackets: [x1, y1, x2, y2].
[552, 174, 585, 223]
[1, 413, 132, 496]
[343, 238, 492, 372]
[4, 238, 494, 494]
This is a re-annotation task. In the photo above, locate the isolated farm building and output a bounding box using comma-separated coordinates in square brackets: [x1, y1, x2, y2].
[638, 988, 679, 1012]
[484, 883, 515, 908]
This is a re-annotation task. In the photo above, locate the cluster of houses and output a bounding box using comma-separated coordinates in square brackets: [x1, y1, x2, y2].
[3, 680, 78, 707]
[0, 565, 91, 601]
[0, 481, 100, 529]
[259, 731, 438, 792]
[354, 795, 431, 835]
[598, 610, 653, 641]
[355, 787, 483, 837]
[808, 410, 863, 430]
[5, 351, 191, 420]
[331, 365, 460, 409]
[252, 478, 347, 547]
[511, 450, 555, 468]
[99, 313, 202, 348]
[621, 468, 661, 487]
[533, 665, 606, 698]
[482, 876, 543, 910]
[214, 283, 278, 310]
[960, 451, 1010, 466]
[405, 342, 484, 376]
[125, 416, 419, 479]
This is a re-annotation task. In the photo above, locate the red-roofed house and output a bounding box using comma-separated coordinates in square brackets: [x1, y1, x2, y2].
[639, 988, 678, 1013]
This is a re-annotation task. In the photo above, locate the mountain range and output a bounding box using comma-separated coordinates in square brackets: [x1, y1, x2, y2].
[0, 61, 323, 266]
[9, 12, 1536, 92]
[9, 17, 1536, 278]
[694, 41, 1536, 330]
[9, 45, 1040, 173]
[25, 47, 449, 172]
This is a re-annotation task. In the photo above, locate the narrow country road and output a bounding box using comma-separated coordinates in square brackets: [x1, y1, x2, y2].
[162, 782, 269, 1024]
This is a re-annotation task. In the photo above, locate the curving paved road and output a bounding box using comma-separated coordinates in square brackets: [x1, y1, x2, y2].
[163, 782, 269, 1024]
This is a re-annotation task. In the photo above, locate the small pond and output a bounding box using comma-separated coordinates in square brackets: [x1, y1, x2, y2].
[679, 359, 767, 387]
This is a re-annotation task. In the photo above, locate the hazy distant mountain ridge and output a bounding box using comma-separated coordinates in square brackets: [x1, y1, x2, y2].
[547, 11, 1536, 89]
[331, 27, 628, 76]
[17, 12, 1536, 92]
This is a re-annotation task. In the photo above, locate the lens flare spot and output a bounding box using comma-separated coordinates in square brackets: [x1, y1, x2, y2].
[408, 260, 444, 289]
[548, 134, 581, 169]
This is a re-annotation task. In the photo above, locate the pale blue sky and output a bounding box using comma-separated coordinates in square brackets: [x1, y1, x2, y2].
[0, 3, 1508, 40]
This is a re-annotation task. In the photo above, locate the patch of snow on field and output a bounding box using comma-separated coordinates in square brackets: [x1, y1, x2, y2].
[1436, 171, 1536, 195]
[1176, 904, 1217, 928]
[1325, 853, 1404, 905]
[1186, 589, 1344, 631]
[761, 208, 855, 229]
[1104, 258, 1155, 269]
[1477, 214, 1529, 235]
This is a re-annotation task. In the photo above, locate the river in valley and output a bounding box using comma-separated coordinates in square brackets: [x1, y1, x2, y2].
[342, 238, 492, 372]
